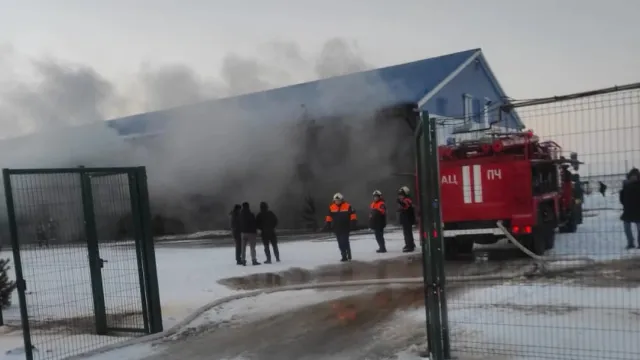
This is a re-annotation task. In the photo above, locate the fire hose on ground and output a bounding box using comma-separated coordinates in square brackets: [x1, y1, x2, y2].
[495, 220, 598, 273]
[71, 225, 625, 359]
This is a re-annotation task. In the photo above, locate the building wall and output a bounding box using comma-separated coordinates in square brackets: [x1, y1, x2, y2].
[423, 57, 521, 145]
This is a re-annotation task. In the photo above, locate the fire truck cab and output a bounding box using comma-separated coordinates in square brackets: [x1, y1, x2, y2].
[438, 130, 582, 258]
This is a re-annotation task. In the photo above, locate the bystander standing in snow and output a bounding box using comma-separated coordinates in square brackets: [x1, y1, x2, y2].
[229, 204, 242, 265]
[619, 168, 640, 249]
[599, 181, 607, 197]
[238, 202, 260, 266]
[256, 202, 280, 263]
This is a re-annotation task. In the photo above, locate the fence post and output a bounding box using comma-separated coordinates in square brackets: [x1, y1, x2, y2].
[134, 167, 163, 334]
[2, 169, 34, 360]
[414, 117, 432, 355]
[428, 116, 451, 358]
[80, 172, 108, 335]
[128, 171, 151, 334]
[417, 112, 446, 360]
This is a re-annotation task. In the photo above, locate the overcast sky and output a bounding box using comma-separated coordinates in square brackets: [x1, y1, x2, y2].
[1, 0, 639, 101]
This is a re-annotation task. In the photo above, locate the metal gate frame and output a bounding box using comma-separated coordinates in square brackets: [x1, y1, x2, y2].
[415, 111, 451, 360]
[2, 166, 163, 360]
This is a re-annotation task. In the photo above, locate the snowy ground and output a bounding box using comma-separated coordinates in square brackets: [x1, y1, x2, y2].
[0, 228, 419, 360]
[1, 192, 639, 360]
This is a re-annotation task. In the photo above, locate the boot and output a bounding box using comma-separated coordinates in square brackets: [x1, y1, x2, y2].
[402, 247, 415, 253]
[340, 251, 348, 262]
[376, 248, 387, 253]
[346, 249, 352, 261]
[264, 258, 272, 264]
[252, 259, 261, 266]
[242, 260, 247, 266]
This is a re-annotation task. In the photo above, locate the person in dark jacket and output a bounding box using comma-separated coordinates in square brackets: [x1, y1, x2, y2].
[397, 186, 416, 253]
[599, 181, 607, 197]
[620, 168, 640, 249]
[369, 190, 387, 253]
[229, 204, 242, 265]
[238, 202, 260, 266]
[36, 222, 48, 248]
[256, 202, 280, 263]
[323, 192, 357, 262]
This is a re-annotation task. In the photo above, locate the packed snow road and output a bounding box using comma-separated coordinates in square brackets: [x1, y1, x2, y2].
[142, 286, 436, 360]
[137, 254, 527, 360]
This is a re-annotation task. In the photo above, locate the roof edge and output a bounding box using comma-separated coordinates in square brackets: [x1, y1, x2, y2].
[475, 52, 525, 129]
[417, 50, 482, 108]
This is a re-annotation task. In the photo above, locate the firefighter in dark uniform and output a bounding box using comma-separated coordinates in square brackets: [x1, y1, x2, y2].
[323, 193, 357, 262]
[369, 190, 387, 253]
[397, 186, 416, 253]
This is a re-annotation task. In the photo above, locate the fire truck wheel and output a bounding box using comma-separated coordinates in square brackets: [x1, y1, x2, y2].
[546, 228, 556, 250]
[522, 230, 546, 256]
[559, 215, 577, 233]
[444, 238, 473, 260]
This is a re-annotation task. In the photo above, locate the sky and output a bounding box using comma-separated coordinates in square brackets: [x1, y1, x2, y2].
[0, 0, 637, 222]
[0, 0, 639, 137]
[3, 0, 639, 94]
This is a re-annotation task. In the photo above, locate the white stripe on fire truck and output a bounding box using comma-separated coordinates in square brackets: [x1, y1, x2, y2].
[473, 164, 483, 203]
[461, 165, 472, 204]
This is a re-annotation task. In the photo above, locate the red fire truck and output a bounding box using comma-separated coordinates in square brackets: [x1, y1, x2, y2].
[437, 130, 581, 257]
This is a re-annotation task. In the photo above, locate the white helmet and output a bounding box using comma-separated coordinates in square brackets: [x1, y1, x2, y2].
[398, 186, 410, 196]
[333, 193, 344, 201]
[372, 190, 382, 197]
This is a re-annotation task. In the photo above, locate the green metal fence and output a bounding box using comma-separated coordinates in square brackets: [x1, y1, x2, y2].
[2, 166, 162, 360]
[415, 112, 449, 360]
[419, 83, 640, 360]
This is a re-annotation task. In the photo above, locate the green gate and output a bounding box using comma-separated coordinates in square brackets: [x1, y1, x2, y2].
[2, 167, 162, 360]
[415, 111, 451, 360]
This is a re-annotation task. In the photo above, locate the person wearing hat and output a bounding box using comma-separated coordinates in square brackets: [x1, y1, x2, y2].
[369, 190, 387, 253]
[323, 193, 357, 262]
[397, 186, 416, 252]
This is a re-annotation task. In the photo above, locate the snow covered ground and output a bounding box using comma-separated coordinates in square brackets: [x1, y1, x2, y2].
[0, 228, 419, 360]
[1, 192, 638, 360]
[394, 193, 640, 360]
[394, 283, 640, 360]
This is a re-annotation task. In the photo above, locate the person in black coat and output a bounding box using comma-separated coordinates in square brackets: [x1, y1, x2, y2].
[238, 202, 260, 266]
[620, 168, 640, 249]
[229, 204, 242, 265]
[256, 202, 280, 263]
[599, 181, 607, 197]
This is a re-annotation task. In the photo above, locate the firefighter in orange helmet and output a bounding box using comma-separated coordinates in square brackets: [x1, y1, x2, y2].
[369, 190, 387, 253]
[323, 193, 357, 262]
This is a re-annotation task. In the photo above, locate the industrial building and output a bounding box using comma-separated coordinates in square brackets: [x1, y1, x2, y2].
[3, 48, 525, 237]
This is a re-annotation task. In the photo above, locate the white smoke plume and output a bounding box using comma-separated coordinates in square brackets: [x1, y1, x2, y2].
[0, 37, 413, 235]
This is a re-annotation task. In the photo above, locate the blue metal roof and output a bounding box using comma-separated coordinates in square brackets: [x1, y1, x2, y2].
[107, 48, 480, 136]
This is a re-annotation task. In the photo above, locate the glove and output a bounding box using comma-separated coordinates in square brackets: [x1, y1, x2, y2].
[350, 220, 357, 230]
[322, 222, 332, 232]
